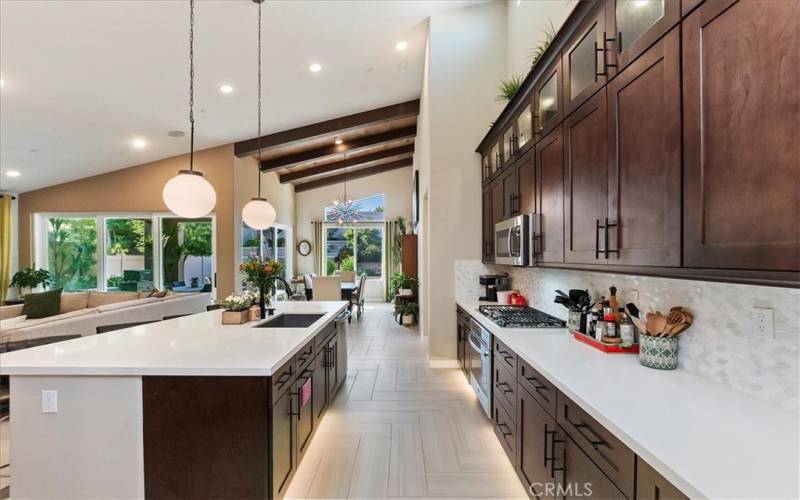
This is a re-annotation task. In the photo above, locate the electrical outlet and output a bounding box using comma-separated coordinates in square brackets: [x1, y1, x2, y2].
[752, 307, 774, 339]
[42, 390, 58, 413]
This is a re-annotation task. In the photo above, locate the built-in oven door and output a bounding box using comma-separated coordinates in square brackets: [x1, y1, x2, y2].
[495, 215, 529, 266]
[467, 326, 491, 416]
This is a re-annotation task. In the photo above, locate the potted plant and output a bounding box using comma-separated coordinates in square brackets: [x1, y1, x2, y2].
[10, 267, 53, 297]
[240, 256, 284, 319]
[390, 272, 418, 298]
[397, 302, 418, 326]
[219, 293, 255, 325]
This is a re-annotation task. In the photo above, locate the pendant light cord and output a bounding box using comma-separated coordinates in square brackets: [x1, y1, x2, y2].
[256, 0, 263, 198]
[188, 0, 195, 172]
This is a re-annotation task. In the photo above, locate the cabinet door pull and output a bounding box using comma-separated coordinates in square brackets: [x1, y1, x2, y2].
[288, 392, 301, 419]
[544, 425, 554, 467]
[595, 219, 602, 259]
[573, 422, 607, 449]
[595, 31, 618, 77]
[604, 217, 619, 259]
[551, 434, 565, 478]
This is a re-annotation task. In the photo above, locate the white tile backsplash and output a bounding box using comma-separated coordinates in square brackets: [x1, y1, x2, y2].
[455, 260, 800, 411]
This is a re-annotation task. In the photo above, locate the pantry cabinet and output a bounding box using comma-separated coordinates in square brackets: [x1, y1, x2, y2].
[604, 0, 680, 75]
[564, 89, 608, 265]
[606, 26, 681, 267]
[535, 126, 565, 264]
[682, 0, 800, 272]
[562, 2, 607, 115]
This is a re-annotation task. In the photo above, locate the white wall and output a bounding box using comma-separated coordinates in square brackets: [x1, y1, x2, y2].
[233, 155, 296, 292]
[506, 0, 576, 76]
[294, 166, 413, 297]
[419, 1, 508, 362]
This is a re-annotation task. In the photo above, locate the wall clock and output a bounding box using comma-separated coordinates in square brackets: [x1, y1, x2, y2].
[297, 240, 312, 256]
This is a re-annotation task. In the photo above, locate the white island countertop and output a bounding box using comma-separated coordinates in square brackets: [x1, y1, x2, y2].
[457, 298, 799, 500]
[0, 301, 348, 377]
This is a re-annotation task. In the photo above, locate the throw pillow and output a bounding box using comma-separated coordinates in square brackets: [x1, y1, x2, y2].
[61, 291, 90, 313]
[22, 288, 64, 319]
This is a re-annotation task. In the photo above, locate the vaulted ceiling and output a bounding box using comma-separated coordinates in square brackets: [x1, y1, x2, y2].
[234, 99, 417, 192]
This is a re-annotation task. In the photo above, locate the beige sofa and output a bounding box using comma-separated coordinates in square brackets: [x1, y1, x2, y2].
[0, 291, 211, 343]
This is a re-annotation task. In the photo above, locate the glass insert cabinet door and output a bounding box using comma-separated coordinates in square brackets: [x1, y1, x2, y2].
[516, 106, 533, 150]
[569, 24, 598, 99]
[490, 143, 500, 174]
[502, 127, 515, 162]
[538, 74, 559, 130]
[616, 0, 665, 53]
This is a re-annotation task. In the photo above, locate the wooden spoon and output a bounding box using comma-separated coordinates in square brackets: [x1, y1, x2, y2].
[646, 312, 667, 337]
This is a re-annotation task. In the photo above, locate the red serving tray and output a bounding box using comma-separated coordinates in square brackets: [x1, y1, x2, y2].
[572, 331, 639, 354]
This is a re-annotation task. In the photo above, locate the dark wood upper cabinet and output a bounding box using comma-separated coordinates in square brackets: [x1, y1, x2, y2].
[515, 102, 535, 155]
[636, 457, 689, 500]
[683, 0, 800, 272]
[534, 59, 563, 139]
[501, 125, 516, 167]
[516, 149, 536, 215]
[564, 89, 608, 265]
[495, 167, 517, 221]
[482, 153, 491, 182]
[536, 125, 565, 264]
[482, 187, 494, 262]
[606, 26, 681, 267]
[563, 3, 607, 115]
[490, 142, 500, 178]
[605, 0, 680, 75]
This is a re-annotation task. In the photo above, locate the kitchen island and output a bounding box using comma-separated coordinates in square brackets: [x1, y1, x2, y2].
[0, 300, 349, 500]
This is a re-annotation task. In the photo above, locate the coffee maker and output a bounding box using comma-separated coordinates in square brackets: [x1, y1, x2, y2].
[479, 273, 510, 302]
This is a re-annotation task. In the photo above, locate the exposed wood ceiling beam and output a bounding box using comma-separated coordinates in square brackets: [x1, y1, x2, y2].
[293, 160, 412, 193]
[279, 144, 415, 183]
[234, 99, 420, 157]
[259, 125, 416, 172]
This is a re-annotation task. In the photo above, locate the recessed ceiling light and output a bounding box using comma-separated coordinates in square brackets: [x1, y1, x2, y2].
[334, 137, 343, 145]
[395, 41, 408, 51]
[309, 63, 322, 73]
[4, 170, 21, 178]
[219, 84, 234, 94]
[132, 138, 147, 149]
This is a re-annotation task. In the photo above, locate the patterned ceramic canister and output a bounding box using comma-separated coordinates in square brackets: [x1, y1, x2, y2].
[566, 310, 584, 333]
[639, 335, 678, 370]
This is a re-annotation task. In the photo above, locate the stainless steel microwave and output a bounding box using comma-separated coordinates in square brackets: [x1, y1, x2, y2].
[495, 215, 529, 266]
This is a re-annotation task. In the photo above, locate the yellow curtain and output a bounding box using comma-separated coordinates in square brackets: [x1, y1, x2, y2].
[0, 194, 12, 305]
[383, 220, 396, 301]
[311, 220, 325, 275]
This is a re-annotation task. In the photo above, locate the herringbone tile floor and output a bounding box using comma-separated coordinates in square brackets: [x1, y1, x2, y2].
[285, 302, 526, 499]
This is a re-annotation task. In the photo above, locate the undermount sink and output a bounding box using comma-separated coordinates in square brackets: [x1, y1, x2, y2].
[254, 313, 325, 329]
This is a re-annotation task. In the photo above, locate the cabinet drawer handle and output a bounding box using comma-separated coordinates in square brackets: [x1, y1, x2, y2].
[523, 375, 546, 391]
[595, 31, 618, 77]
[497, 422, 512, 437]
[496, 381, 513, 394]
[288, 392, 301, 419]
[276, 370, 292, 386]
[551, 434, 565, 477]
[573, 421, 607, 449]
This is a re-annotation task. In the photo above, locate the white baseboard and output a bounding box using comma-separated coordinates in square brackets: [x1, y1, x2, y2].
[428, 359, 459, 369]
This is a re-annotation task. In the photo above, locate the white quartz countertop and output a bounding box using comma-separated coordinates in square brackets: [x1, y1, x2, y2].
[456, 298, 799, 500]
[0, 301, 348, 377]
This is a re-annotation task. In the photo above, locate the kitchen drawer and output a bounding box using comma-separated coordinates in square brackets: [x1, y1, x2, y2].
[315, 322, 337, 348]
[518, 358, 557, 418]
[271, 359, 295, 405]
[294, 340, 315, 373]
[493, 391, 517, 466]
[636, 456, 688, 500]
[556, 393, 635, 499]
[493, 337, 517, 373]
[493, 354, 517, 417]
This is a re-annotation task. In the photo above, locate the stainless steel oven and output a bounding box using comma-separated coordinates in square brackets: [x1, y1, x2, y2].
[495, 215, 529, 266]
[467, 318, 492, 417]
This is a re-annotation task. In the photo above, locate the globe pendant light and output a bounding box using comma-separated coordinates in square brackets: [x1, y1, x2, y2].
[162, 0, 217, 219]
[242, 0, 277, 230]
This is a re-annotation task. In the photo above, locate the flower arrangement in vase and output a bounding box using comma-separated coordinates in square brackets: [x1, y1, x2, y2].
[219, 292, 255, 325]
[240, 256, 284, 319]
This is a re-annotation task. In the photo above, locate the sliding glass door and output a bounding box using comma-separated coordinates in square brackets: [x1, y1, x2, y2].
[160, 217, 214, 293]
[104, 217, 154, 291]
[45, 217, 99, 291]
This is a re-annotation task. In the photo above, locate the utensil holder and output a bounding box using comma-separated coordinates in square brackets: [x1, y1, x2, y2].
[566, 310, 585, 333]
[639, 335, 678, 370]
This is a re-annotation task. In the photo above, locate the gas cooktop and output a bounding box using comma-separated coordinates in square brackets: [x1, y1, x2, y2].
[478, 305, 566, 328]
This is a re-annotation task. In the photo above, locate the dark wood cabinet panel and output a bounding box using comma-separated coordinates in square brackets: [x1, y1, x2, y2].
[491, 178, 505, 228]
[534, 59, 563, 138]
[493, 337, 517, 373]
[501, 167, 518, 219]
[683, 0, 800, 272]
[564, 90, 608, 264]
[312, 347, 327, 425]
[482, 187, 494, 262]
[335, 322, 348, 391]
[536, 126, 565, 264]
[606, 26, 681, 267]
[605, 0, 680, 75]
[516, 385, 558, 499]
[557, 435, 626, 500]
[518, 358, 557, 418]
[295, 370, 315, 459]
[493, 393, 517, 465]
[325, 336, 338, 402]
[636, 457, 689, 500]
[493, 357, 517, 416]
[563, 3, 607, 115]
[272, 389, 295, 499]
[516, 149, 537, 215]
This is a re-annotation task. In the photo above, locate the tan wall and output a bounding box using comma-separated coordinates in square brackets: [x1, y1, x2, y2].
[17, 145, 236, 297]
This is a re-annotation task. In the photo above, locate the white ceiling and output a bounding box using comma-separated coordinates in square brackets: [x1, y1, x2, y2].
[0, 0, 478, 193]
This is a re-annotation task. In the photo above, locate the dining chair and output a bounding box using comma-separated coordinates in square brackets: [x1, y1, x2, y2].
[312, 276, 341, 301]
[339, 270, 356, 283]
[352, 273, 368, 319]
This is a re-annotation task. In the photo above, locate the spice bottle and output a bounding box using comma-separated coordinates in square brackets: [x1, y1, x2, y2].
[587, 303, 600, 338]
[619, 311, 635, 344]
[609, 285, 619, 310]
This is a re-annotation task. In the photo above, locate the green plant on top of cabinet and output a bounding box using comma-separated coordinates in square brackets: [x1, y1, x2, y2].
[534, 59, 563, 139]
[562, 2, 608, 115]
[682, 0, 800, 272]
[605, 0, 680, 76]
